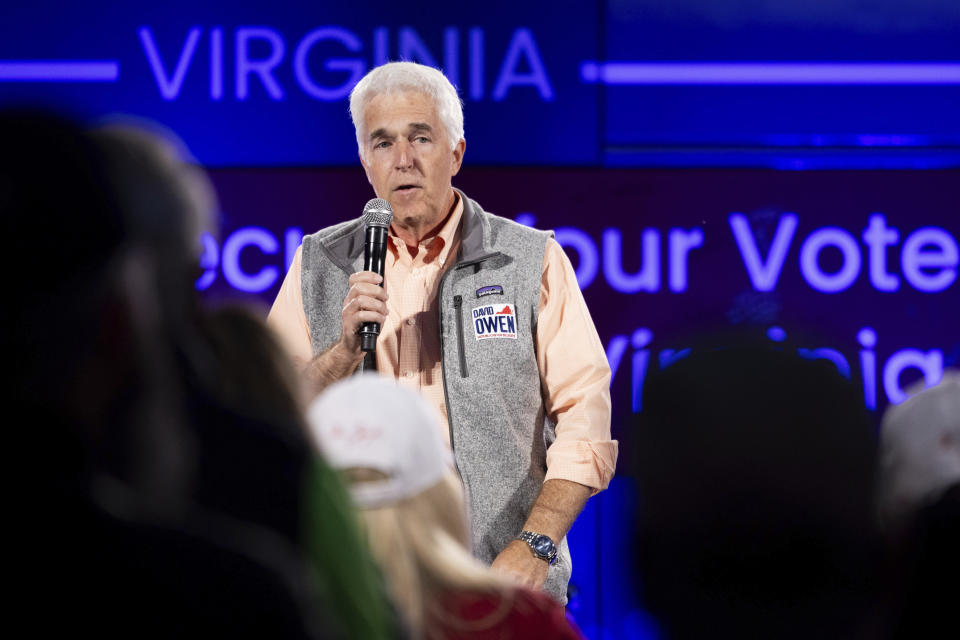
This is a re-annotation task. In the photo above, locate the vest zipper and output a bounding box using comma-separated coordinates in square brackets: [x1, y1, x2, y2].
[438, 272, 467, 515]
[453, 295, 469, 377]
[438, 253, 498, 554]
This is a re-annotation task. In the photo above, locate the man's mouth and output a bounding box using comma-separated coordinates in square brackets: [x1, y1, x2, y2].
[394, 184, 420, 192]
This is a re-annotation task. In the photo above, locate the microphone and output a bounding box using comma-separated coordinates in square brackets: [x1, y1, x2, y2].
[359, 198, 393, 353]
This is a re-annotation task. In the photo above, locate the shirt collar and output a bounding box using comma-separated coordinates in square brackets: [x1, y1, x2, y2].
[388, 191, 463, 266]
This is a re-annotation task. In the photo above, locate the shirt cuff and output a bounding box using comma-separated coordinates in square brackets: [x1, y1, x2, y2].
[544, 439, 619, 493]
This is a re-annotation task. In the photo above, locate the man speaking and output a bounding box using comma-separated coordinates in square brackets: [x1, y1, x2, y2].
[268, 61, 616, 602]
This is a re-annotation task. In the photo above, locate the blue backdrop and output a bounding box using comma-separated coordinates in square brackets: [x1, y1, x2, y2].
[4, 1, 959, 167]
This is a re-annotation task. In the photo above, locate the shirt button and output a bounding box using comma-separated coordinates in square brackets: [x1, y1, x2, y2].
[405, 371, 414, 378]
[406, 318, 415, 326]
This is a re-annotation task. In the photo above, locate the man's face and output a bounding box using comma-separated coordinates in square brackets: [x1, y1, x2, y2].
[360, 90, 465, 232]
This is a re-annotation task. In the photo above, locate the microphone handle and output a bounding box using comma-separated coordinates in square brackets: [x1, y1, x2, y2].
[359, 225, 389, 353]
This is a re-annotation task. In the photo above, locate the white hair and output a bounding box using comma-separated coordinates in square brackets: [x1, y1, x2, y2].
[349, 61, 464, 161]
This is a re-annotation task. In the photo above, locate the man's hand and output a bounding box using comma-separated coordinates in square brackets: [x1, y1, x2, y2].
[337, 271, 388, 354]
[300, 270, 388, 394]
[490, 539, 550, 590]
[489, 479, 593, 591]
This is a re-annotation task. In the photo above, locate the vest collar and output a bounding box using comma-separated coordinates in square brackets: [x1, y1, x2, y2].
[454, 188, 500, 266]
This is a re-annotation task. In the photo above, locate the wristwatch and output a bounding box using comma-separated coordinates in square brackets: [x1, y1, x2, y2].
[517, 530, 558, 565]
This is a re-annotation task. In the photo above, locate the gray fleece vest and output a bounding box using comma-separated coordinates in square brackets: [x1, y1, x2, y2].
[299, 190, 571, 601]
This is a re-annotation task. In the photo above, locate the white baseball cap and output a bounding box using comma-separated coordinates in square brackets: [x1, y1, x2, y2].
[305, 374, 454, 508]
[879, 371, 960, 528]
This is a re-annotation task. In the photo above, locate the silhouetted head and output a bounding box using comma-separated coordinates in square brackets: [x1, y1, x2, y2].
[633, 341, 880, 638]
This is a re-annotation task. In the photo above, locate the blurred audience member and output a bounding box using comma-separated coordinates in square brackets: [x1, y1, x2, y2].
[4, 111, 327, 636]
[4, 112, 187, 506]
[83, 120, 311, 539]
[202, 304, 309, 427]
[876, 372, 960, 537]
[307, 375, 583, 640]
[885, 482, 960, 639]
[4, 112, 391, 638]
[94, 124, 396, 639]
[632, 342, 881, 639]
[876, 373, 960, 638]
[203, 305, 399, 639]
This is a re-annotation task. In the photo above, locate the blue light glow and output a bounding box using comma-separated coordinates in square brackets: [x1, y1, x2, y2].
[196, 232, 219, 290]
[0, 61, 119, 81]
[901, 227, 959, 292]
[556, 226, 599, 290]
[236, 27, 285, 100]
[293, 27, 364, 101]
[729, 213, 798, 292]
[140, 27, 200, 100]
[603, 228, 660, 293]
[221, 226, 280, 293]
[581, 62, 960, 85]
[884, 349, 944, 404]
[798, 347, 851, 379]
[799, 227, 862, 293]
[766, 326, 787, 342]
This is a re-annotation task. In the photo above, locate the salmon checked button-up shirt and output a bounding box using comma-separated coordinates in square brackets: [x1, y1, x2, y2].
[268, 194, 617, 492]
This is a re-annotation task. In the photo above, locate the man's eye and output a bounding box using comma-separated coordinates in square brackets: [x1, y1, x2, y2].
[414, 136, 430, 143]
[374, 141, 391, 149]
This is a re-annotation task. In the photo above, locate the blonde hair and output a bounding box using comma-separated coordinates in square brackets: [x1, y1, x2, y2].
[351, 470, 512, 639]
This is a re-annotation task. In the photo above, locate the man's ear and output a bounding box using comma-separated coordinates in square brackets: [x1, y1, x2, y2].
[451, 138, 466, 177]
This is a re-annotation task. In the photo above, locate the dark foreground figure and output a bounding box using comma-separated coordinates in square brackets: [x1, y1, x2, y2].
[632, 342, 883, 640]
[4, 112, 393, 638]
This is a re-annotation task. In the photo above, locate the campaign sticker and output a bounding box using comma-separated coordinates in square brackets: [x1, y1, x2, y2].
[471, 303, 517, 340]
[476, 285, 504, 298]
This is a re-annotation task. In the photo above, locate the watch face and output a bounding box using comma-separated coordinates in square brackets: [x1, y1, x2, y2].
[532, 535, 555, 556]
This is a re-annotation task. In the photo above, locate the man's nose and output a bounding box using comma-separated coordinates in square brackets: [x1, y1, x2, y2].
[394, 140, 414, 170]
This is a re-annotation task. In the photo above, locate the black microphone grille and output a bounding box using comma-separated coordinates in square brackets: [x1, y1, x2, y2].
[363, 198, 393, 228]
